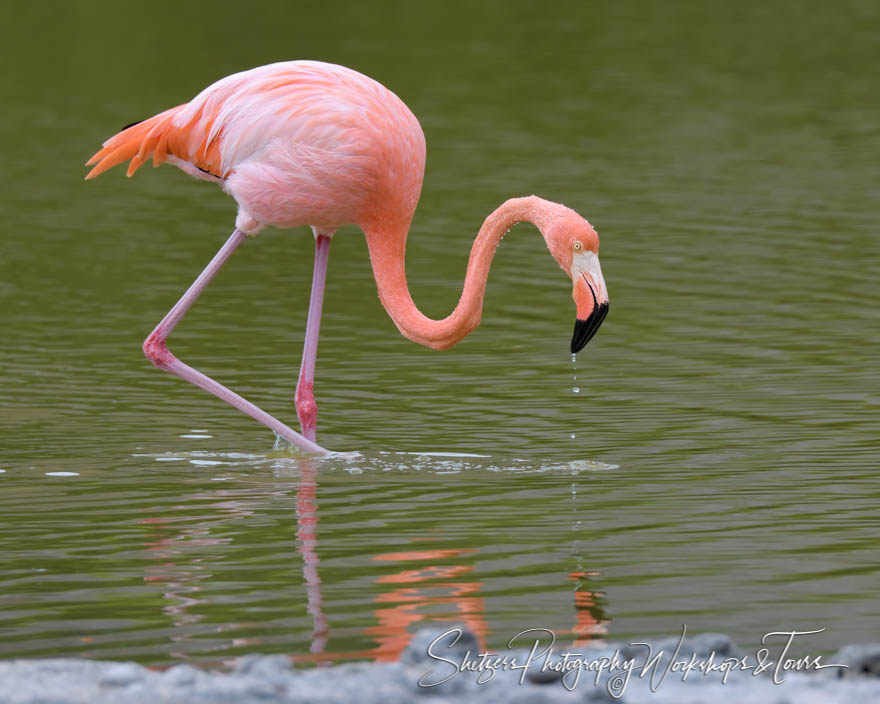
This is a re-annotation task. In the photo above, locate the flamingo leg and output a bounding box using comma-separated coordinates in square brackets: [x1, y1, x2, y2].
[143, 228, 327, 455]
[295, 233, 332, 441]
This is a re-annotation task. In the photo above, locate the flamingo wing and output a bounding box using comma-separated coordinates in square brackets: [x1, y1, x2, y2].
[85, 61, 385, 182]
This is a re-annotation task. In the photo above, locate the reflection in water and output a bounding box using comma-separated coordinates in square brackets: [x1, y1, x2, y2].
[294, 461, 329, 659]
[1, 437, 874, 664]
[132, 454, 615, 662]
[567, 571, 608, 647]
[366, 548, 485, 661]
[139, 516, 212, 659]
[138, 491, 259, 658]
[283, 460, 610, 663]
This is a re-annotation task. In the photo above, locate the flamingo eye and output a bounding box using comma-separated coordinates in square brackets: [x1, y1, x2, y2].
[573, 241, 583, 252]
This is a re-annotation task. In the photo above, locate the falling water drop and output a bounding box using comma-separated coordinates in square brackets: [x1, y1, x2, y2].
[568, 354, 579, 441]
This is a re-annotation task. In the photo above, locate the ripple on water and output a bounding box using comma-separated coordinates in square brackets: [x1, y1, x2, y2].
[4, 0, 877, 666]
[132, 450, 618, 476]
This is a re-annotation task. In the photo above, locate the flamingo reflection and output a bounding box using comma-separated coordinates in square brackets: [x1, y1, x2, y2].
[138, 464, 608, 663]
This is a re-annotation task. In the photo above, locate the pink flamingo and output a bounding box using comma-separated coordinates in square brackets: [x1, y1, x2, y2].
[86, 61, 609, 454]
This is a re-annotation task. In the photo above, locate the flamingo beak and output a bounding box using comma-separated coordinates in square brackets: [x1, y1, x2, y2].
[570, 252, 609, 354]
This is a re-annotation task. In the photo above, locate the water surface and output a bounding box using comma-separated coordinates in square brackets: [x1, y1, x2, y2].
[1, 0, 878, 665]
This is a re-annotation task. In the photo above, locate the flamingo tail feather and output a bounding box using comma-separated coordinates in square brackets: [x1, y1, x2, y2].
[85, 106, 188, 180]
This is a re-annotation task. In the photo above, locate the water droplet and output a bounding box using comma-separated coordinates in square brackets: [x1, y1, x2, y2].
[571, 353, 577, 364]
[570, 433, 576, 439]
[572, 387, 580, 393]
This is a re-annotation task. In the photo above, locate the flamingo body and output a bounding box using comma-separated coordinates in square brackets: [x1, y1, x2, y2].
[88, 61, 425, 236]
[86, 61, 608, 453]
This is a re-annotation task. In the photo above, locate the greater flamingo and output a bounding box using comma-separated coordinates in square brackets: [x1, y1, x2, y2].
[86, 61, 609, 454]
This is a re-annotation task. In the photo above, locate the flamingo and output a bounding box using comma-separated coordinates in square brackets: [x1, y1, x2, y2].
[86, 61, 609, 455]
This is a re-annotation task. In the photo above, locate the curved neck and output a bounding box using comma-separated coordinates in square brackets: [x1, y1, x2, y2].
[363, 196, 556, 350]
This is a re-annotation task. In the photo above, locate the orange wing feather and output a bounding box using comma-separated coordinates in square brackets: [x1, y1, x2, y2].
[85, 104, 224, 180]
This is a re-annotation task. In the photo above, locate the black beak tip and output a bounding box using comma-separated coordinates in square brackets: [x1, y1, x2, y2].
[570, 321, 589, 354]
[570, 330, 585, 355]
[570, 302, 609, 354]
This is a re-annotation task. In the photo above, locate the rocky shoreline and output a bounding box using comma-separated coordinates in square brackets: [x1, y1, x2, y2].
[1, 627, 878, 703]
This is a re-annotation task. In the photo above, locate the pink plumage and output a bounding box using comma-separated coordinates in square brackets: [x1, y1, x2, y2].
[88, 61, 426, 235]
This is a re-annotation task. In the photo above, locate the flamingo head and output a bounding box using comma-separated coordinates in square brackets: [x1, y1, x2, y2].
[542, 206, 609, 354]
[568, 235, 609, 354]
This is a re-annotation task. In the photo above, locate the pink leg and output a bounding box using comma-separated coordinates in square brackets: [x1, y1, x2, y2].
[143, 228, 327, 455]
[295, 234, 332, 441]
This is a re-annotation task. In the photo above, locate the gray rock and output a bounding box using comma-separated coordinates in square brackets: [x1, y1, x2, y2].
[96, 662, 146, 687]
[162, 664, 200, 687]
[400, 624, 480, 667]
[829, 643, 880, 678]
[234, 654, 294, 678]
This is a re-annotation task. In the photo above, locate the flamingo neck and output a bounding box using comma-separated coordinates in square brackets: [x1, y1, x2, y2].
[363, 196, 558, 350]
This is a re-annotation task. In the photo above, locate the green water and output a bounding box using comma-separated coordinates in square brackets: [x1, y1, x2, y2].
[1, 0, 878, 664]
